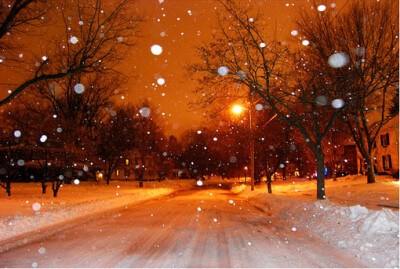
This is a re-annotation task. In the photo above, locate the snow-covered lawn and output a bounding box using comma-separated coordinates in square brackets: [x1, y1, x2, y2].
[0, 175, 398, 267]
[0, 179, 196, 248]
[234, 175, 399, 268]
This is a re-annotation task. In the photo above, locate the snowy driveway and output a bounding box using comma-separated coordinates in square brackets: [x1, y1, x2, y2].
[0, 188, 367, 267]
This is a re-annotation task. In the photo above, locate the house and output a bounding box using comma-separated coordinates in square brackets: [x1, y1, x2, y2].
[111, 153, 175, 181]
[334, 115, 399, 178]
[372, 114, 399, 176]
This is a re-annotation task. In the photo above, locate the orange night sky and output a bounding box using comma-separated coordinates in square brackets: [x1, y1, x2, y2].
[121, 0, 334, 137]
[0, 0, 346, 137]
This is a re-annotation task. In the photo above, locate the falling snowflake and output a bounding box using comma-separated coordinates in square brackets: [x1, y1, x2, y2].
[70, 36, 78, 44]
[74, 83, 85, 94]
[32, 203, 41, 211]
[217, 66, 229, 76]
[316, 95, 328, 106]
[140, 107, 151, 117]
[328, 52, 349, 68]
[157, 78, 165, 85]
[151, 45, 163, 55]
[331, 99, 345, 109]
[40, 135, 47, 143]
[255, 104, 263, 111]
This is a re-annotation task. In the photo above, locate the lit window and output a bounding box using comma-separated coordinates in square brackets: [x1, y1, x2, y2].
[126, 159, 129, 165]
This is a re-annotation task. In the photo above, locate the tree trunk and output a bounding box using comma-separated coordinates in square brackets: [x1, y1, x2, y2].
[366, 154, 376, 183]
[139, 175, 143, 188]
[41, 181, 47, 194]
[265, 161, 272, 194]
[315, 149, 326, 200]
[282, 166, 287, 180]
[332, 168, 337, 181]
[106, 173, 111, 185]
[266, 173, 272, 194]
[52, 181, 62, 197]
[6, 180, 11, 196]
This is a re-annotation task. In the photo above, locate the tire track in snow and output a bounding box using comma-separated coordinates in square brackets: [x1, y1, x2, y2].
[0, 188, 368, 267]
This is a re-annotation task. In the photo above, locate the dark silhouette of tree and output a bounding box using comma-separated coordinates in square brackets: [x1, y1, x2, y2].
[0, 0, 47, 58]
[0, 101, 71, 197]
[389, 90, 399, 117]
[297, 0, 399, 184]
[95, 104, 135, 185]
[131, 101, 165, 187]
[0, 0, 141, 106]
[180, 128, 216, 180]
[254, 110, 308, 193]
[166, 135, 183, 166]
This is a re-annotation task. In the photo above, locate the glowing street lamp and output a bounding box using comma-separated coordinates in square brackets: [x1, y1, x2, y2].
[244, 166, 248, 183]
[231, 104, 255, 191]
[232, 105, 244, 114]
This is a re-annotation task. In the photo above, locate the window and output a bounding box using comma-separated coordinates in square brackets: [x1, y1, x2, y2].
[382, 155, 392, 170]
[126, 159, 129, 165]
[116, 169, 119, 176]
[380, 133, 390, 147]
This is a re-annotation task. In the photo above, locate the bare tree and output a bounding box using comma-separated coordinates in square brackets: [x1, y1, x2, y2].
[188, 0, 345, 199]
[0, 0, 141, 106]
[95, 104, 135, 185]
[297, 0, 399, 183]
[131, 101, 165, 187]
[0, 1, 47, 55]
[26, 73, 124, 141]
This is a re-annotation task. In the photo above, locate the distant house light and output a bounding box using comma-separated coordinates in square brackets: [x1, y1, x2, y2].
[126, 159, 129, 165]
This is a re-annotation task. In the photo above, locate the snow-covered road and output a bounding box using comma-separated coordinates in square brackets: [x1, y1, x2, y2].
[0, 188, 368, 267]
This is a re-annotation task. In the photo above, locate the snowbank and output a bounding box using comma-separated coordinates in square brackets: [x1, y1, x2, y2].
[230, 184, 246, 194]
[242, 181, 399, 268]
[0, 179, 196, 250]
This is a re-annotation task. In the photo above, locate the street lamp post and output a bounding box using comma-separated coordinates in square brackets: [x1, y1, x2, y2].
[249, 101, 255, 191]
[232, 104, 255, 191]
[244, 166, 248, 183]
